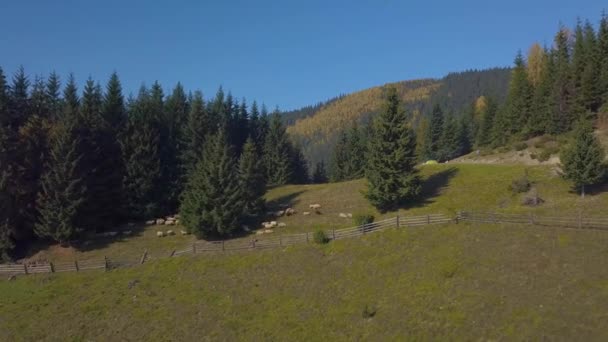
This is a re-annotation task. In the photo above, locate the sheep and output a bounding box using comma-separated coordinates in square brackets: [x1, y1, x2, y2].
[175, 219, 180, 225]
[145, 220, 155, 225]
[339, 213, 348, 218]
[347, 213, 353, 218]
[270, 221, 278, 227]
[303, 212, 311, 216]
[256, 230, 265, 235]
[309, 204, 321, 210]
[166, 230, 175, 236]
[165, 220, 175, 226]
[242, 225, 251, 232]
[264, 229, 274, 234]
[278, 222, 287, 227]
[156, 218, 166, 225]
[180, 230, 188, 235]
[123, 230, 132, 236]
[157, 231, 165, 238]
[285, 208, 296, 216]
[275, 210, 285, 217]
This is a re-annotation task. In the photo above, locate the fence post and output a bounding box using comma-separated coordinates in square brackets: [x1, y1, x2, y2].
[427, 215, 430, 225]
[578, 212, 582, 229]
[104, 256, 109, 271]
[23, 264, 28, 275]
[332, 229, 336, 240]
[454, 215, 459, 224]
[280, 235, 283, 246]
[170, 250, 176, 257]
[252, 239, 256, 249]
[222, 240, 225, 251]
[306, 232, 309, 243]
[192, 243, 197, 254]
[140, 250, 148, 264]
[74, 260, 79, 272]
[528, 213, 534, 225]
[396, 215, 400, 228]
[50, 262, 55, 273]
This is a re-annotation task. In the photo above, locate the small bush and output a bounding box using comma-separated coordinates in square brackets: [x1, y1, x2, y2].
[513, 142, 528, 151]
[313, 229, 329, 244]
[510, 171, 531, 193]
[538, 149, 555, 162]
[530, 153, 538, 160]
[353, 214, 375, 226]
[362, 305, 377, 319]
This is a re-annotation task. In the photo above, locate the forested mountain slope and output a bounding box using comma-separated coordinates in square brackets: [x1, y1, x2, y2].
[285, 68, 511, 165]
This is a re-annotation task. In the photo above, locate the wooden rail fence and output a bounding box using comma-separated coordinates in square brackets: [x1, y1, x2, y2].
[0, 213, 451, 277]
[458, 211, 608, 231]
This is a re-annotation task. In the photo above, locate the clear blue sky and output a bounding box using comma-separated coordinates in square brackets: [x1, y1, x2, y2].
[0, 0, 605, 110]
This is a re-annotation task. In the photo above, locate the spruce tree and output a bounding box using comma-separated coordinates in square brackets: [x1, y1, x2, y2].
[560, 120, 605, 197]
[330, 130, 349, 181]
[505, 51, 532, 137]
[180, 131, 244, 238]
[530, 47, 555, 135]
[0, 124, 15, 260]
[599, 13, 608, 106]
[550, 27, 574, 134]
[120, 86, 162, 219]
[46, 72, 62, 120]
[365, 87, 420, 212]
[477, 97, 498, 146]
[346, 122, 366, 179]
[162, 83, 188, 213]
[263, 110, 292, 186]
[580, 20, 602, 114]
[437, 111, 460, 161]
[312, 161, 328, 183]
[428, 104, 444, 159]
[35, 119, 86, 245]
[181, 91, 209, 175]
[415, 116, 430, 161]
[239, 138, 266, 221]
[8, 66, 30, 128]
[289, 144, 309, 184]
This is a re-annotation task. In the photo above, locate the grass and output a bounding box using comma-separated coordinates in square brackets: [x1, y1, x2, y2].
[25, 163, 608, 263]
[3, 222, 608, 340]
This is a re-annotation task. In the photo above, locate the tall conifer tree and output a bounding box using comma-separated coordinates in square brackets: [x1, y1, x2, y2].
[365, 87, 420, 211]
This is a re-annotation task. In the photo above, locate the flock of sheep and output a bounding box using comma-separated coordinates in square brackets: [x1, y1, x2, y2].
[148, 215, 190, 238]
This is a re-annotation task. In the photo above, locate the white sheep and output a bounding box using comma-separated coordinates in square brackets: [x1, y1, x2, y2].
[156, 218, 166, 225]
[166, 230, 175, 236]
[157, 231, 165, 238]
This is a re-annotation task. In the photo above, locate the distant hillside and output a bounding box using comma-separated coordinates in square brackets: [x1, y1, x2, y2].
[285, 68, 511, 166]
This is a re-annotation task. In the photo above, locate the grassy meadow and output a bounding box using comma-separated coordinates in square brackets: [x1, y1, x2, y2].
[3, 163, 608, 340]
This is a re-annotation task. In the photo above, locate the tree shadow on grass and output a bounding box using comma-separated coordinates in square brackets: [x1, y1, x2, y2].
[266, 190, 307, 211]
[405, 167, 459, 209]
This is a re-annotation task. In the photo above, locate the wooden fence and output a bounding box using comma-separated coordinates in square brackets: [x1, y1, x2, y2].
[458, 211, 608, 230]
[0, 213, 452, 277]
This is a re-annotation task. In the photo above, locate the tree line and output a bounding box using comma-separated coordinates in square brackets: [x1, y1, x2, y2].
[0, 68, 309, 260]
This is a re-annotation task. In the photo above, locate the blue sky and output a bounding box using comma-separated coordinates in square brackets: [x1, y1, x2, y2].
[0, 1, 606, 110]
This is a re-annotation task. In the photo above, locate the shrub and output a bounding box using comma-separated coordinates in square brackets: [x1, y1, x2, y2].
[530, 153, 537, 160]
[513, 142, 528, 151]
[353, 214, 375, 226]
[538, 146, 559, 162]
[313, 229, 329, 244]
[510, 171, 531, 193]
[497, 146, 510, 153]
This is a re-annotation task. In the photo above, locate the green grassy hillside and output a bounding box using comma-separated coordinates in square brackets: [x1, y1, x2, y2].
[3, 163, 608, 340]
[25, 164, 608, 264]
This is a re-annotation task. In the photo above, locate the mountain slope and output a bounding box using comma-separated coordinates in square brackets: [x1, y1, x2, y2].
[285, 68, 511, 166]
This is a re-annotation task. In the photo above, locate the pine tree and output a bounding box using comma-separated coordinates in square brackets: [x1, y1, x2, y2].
[120, 86, 162, 219]
[530, 47, 555, 135]
[239, 138, 266, 221]
[0, 123, 15, 260]
[437, 111, 460, 161]
[365, 87, 421, 212]
[527, 43, 545, 87]
[580, 20, 602, 114]
[180, 131, 244, 238]
[456, 115, 472, 156]
[551, 27, 574, 134]
[428, 104, 444, 159]
[505, 51, 533, 137]
[289, 144, 309, 184]
[35, 119, 86, 245]
[330, 130, 349, 181]
[263, 110, 292, 186]
[415, 116, 430, 161]
[312, 161, 328, 183]
[181, 91, 209, 175]
[560, 120, 605, 197]
[46, 72, 62, 120]
[477, 97, 498, 146]
[346, 122, 366, 179]
[161, 83, 188, 213]
[8, 66, 30, 128]
[599, 12, 608, 106]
